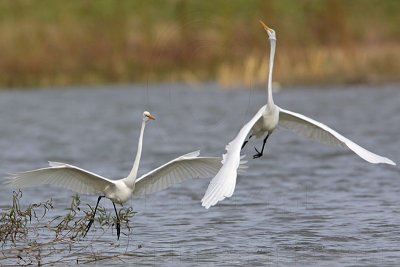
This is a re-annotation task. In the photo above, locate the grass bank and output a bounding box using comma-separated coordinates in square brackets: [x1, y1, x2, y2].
[0, 0, 399, 89]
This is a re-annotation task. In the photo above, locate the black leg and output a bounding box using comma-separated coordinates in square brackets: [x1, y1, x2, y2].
[241, 134, 253, 150]
[253, 134, 270, 159]
[84, 195, 103, 237]
[112, 202, 121, 240]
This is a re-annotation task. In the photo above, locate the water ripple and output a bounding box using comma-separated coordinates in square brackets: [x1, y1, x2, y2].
[0, 84, 399, 266]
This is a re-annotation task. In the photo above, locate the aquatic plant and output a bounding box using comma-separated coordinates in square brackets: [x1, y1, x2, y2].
[0, 190, 136, 265]
[0, 190, 53, 244]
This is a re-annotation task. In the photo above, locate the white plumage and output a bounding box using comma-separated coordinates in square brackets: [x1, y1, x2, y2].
[6, 112, 224, 204]
[5, 111, 225, 238]
[201, 22, 395, 209]
[133, 151, 224, 197]
[6, 151, 223, 203]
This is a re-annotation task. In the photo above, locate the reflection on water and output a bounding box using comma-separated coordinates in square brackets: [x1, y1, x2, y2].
[0, 84, 399, 266]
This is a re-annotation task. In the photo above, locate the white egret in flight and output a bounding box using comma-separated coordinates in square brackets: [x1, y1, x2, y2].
[201, 21, 396, 209]
[6, 111, 224, 239]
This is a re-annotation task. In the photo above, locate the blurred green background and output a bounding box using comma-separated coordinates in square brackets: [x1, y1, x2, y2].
[0, 0, 399, 89]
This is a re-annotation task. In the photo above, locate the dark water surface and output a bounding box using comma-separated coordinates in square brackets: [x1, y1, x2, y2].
[0, 84, 399, 266]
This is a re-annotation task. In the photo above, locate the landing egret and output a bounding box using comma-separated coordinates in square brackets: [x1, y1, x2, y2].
[6, 111, 224, 239]
[201, 21, 395, 209]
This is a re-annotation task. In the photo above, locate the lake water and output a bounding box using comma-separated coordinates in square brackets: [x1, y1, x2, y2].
[0, 84, 399, 266]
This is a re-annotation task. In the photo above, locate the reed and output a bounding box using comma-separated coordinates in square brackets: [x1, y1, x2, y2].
[217, 44, 400, 88]
[0, 0, 399, 89]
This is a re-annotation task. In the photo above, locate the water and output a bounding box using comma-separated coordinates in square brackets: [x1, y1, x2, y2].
[0, 84, 399, 266]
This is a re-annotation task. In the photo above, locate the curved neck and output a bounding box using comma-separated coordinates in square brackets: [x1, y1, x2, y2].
[267, 39, 276, 107]
[125, 119, 146, 187]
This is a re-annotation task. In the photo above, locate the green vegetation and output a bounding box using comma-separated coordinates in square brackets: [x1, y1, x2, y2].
[0, 190, 135, 265]
[0, 0, 399, 89]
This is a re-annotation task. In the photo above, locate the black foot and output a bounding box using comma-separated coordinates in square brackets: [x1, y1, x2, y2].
[253, 147, 263, 159]
[83, 218, 94, 237]
[241, 134, 254, 150]
[112, 202, 121, 240]
[83, 195, 103, 238]
[116, 221, 121, 240]
[241, 141, 249, 150]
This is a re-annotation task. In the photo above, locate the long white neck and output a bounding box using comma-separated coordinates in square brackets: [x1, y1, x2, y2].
[267, 39, 276, 107]
[125, 119, 146, 187]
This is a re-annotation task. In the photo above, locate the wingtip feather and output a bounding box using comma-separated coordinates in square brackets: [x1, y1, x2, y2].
[382, 158, 395, 166]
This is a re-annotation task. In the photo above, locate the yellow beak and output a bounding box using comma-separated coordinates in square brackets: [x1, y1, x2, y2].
[146, 114, 156, 120]
[259, 20, 272, 32]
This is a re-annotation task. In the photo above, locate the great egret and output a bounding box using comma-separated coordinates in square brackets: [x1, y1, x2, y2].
[201, 21, 396, 209]
[6, 111, 224, 239]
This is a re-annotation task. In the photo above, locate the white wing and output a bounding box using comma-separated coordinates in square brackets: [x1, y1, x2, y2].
[201, 105, 266, 209]
[132, 151, 224, 198]
[279, 108, 395, 165]
[5, 162, 115, 195]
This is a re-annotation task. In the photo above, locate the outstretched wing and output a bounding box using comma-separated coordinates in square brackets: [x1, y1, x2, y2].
[132, 151, 224, 198]
[201, 105, 266, 209]
[279, 108, 395, 165]
[5, 162, 115, 195]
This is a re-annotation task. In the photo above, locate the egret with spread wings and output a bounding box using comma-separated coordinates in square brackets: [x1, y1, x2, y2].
[201, 21, 395, 209]
[6, 111, 224, 239]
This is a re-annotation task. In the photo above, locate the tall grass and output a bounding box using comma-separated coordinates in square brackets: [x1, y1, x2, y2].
[218, 44, 400, 88]
[0, 0, 399, 89]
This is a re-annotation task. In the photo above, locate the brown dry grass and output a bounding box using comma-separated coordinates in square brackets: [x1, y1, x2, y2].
[217, 44, 400, 89]
[0, 0, 399, 89]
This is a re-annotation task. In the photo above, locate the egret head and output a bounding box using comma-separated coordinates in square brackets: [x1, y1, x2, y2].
[259, 20, 276, 41]
[143, 111, 156, 121]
